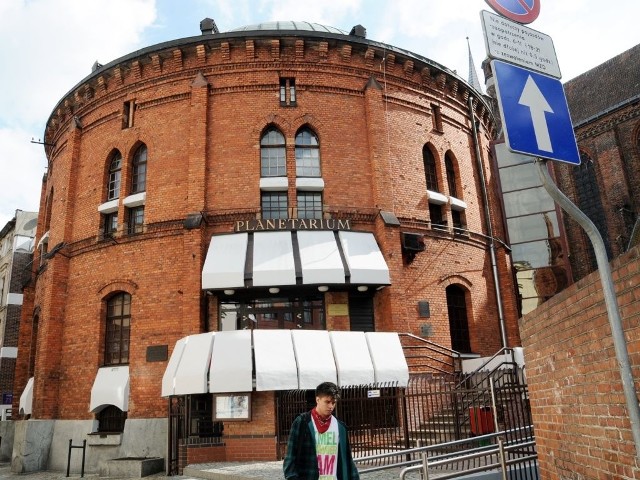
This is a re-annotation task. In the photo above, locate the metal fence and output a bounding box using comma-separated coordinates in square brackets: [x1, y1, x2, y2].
[276, 370, 536, 479]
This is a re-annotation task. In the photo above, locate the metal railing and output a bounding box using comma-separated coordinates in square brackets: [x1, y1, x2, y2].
[353, 426, 537, 480]
[399, 333, 463, 376]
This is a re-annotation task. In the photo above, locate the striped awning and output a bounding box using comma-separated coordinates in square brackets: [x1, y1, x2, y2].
[201, 230, 390, 290]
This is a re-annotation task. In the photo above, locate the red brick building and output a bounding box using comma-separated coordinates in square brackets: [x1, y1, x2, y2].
[13, 20, 520, 473]
[552, 43, 640, 281]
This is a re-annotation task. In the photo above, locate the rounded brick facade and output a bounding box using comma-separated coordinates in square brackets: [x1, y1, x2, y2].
[16, 21, 520, 468]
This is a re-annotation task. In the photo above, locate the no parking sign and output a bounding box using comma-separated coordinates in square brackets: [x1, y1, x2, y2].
[485, 0, 540, 24]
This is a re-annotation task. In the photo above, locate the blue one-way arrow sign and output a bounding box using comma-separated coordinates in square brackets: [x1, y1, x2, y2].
[492, 60, 580, 165]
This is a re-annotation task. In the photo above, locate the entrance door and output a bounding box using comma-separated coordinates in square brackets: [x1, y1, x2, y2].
[446, 285, 471, 353]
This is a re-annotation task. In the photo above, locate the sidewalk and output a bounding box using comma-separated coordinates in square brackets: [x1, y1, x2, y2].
[0, 461, 412, 480]
[184, 461, 409, 479]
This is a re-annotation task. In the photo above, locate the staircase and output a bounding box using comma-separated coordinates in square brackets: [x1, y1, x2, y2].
[398, 335, 527, 449]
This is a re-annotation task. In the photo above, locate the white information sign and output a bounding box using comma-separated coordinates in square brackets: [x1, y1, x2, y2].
[481, 10, 561, 78]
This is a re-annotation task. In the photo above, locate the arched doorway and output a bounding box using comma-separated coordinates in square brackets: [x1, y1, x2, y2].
[446, 285, 471, 353]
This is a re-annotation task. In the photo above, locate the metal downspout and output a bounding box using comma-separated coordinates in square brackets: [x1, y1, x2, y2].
[468, 95, 508, 348]
[535, 158, 640, 457]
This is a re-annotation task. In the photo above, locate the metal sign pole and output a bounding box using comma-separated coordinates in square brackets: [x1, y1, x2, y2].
[535, 158, 640, 457]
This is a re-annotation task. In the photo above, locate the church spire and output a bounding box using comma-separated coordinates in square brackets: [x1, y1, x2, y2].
[467, 37, 484, 93]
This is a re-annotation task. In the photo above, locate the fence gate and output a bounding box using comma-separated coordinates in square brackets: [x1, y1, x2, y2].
[167, 396, 186, 475]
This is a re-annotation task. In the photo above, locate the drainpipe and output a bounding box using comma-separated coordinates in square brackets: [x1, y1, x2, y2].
[468, 95, 508, 349]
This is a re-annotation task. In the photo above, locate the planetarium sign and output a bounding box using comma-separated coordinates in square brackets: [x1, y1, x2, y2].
[235, 218, 352, 232]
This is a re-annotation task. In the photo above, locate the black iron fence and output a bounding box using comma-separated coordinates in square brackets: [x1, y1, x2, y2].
[276, 370, 535, 479]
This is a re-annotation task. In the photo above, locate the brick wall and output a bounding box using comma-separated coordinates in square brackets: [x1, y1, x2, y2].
[519, 245, 640, 479]
[552, 102, 640, 282]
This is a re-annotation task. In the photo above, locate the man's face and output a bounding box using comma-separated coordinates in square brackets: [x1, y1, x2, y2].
[315, 394, 337, 417]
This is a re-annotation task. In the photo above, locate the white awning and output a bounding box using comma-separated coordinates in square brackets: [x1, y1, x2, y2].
[162, 336, 187, 396]
[298, 230, 345, 285]
[19, 377, 34, 415]
[202, 230, 390, 290]
[252, 231, 296, 287]
[202, 233, 248, 289]
[89, 366, 130, 412]
[365, 332, 410, 387]
[339, 231, 391, 285]
[253, 330, 299, 391]
[209, 330, 253, 393]
[164, 332, 215, 396]
[291, 330, 338, 390]
[162, 330, 408, 396]
[330, 331, 376, 386]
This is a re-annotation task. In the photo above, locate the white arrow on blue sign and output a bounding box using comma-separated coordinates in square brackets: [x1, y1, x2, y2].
[492, 59, 581, 165]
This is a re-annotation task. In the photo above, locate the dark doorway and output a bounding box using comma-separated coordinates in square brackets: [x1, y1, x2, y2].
[446, 285, 471, 353]
[348, 292, 374, 332]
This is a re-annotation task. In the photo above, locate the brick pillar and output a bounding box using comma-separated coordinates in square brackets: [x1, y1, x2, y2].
[363, 76, 394, 212]
[32, 119, 82, 418]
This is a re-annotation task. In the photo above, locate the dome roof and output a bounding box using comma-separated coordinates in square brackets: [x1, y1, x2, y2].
[229, 21, 348, 35]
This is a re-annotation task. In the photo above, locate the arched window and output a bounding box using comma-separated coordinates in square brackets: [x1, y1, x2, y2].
[423, 145, 439, 192]
[445, 152, 458, 198]
[105, 293, 131, 366]
[573, 151, 611, 266]
[131, 144, 147, 193]
[107, 151, 122, 200]
[446, 285, 471, 353]
[260, 128, 286, 177]
[295, 128, 320, 177]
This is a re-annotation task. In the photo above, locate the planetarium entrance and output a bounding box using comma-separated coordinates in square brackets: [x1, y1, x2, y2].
[219, 294, 325, 330]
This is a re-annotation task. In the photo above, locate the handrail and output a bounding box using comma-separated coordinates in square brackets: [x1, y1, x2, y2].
[400, 333, 462, 358]
[356, 425, 534, 473]
[456, 347, 517, 388]
[398, 438, 537, 480]
[399, 333, 462, 377]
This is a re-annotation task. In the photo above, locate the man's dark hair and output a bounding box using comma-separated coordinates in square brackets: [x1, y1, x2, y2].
[316, 381, 341, 400]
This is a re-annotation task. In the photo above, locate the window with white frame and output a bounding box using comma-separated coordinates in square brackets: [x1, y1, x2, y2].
[260, 128, 286, 177]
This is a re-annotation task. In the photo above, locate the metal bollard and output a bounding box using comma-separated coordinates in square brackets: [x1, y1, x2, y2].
[66, 439, 87, 477]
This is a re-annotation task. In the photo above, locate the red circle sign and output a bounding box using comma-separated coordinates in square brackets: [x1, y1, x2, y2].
[484, 0, 540, 24]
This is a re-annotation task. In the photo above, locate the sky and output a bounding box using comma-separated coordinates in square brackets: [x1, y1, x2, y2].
[1, 0, 638, 229]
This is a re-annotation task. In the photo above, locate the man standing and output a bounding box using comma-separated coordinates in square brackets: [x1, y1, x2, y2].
[283, 382, 360, 480]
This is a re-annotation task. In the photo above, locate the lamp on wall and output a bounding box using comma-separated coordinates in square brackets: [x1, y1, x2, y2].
[223, 289, 235, 295]
[318, 286, 329, 292]
[269, 287, 280, 294]
[357, 285, 369, 292]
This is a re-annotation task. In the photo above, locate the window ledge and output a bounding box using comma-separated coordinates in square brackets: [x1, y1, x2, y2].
[260, 177, 288, 191]
[123, 192, 146, 207]
[87, 432, 122, 446]
[450, 196, 467, 211]
[296, 178, 324, 191]
[427, 190, 448, 205]
[98, 199, 119, 214]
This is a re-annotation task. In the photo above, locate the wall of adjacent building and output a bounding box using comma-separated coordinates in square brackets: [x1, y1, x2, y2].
[519, 244, 640, 479]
